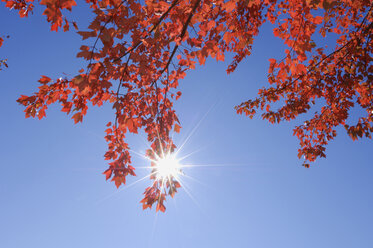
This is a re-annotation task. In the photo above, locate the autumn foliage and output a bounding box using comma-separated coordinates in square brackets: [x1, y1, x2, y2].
[2, 0, 372, 210]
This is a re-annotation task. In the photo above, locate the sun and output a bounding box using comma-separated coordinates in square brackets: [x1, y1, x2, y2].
[154, 153, 182, 181]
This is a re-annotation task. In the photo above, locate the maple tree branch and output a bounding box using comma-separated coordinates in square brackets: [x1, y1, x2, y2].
[277, 12, 304, 64]
[86, 19, 111, 72]
[84, 0, 129, 76]
[268, 4, 373, 96]
[155, 0, 202, 82]
[241, 5, 373, 122]
[276, 15, 373, 95]
[153, 0, 202, 137]
[114, 53, 132, 132]
[114, 0, 180, 62]
[161, 68, 170, 118]
[170, 60, 179, 71]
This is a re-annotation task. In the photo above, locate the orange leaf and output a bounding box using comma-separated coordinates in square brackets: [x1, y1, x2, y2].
[296, 63, 307, 74]
[126, 118, 138, 133]
[77, 31, 97, 40]
[313, 16, 323, 24]
[174, 123, 181, 133]
[103, 168, 112, 180]
[223, 1, 236, 12]
[38, 75, 51, 85]
[72, 112, 83, 124]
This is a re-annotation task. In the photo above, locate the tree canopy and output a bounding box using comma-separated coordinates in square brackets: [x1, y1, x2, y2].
[2, 0, 372, 211]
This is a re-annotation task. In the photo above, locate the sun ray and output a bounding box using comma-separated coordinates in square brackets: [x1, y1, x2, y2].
[177, 178, 200, 208]
[155, 125, 165, 158]
[95, 172, 156, 204]
[175, 146, 206, 163]
[180, 173, 210, 188]
[181, 162, 249, 168]
[176, 101, 217, 155]
[128, 148, 158, 162]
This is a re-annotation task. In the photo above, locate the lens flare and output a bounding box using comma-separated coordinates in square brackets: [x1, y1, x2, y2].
[154, 153, 182, 181]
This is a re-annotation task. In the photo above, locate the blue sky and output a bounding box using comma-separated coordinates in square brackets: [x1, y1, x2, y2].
[1, 4, 372, 248]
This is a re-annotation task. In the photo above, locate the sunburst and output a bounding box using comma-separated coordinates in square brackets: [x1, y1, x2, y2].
[153, 152, 182, 181]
